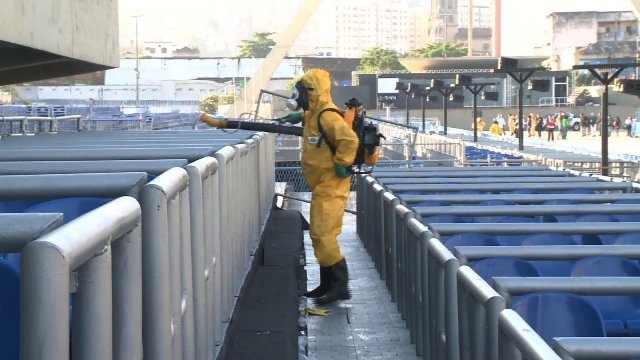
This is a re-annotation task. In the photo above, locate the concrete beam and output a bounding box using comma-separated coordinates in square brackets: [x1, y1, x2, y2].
[0, 0, 119, 84]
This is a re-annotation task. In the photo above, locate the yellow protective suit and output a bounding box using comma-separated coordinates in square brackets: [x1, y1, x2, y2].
[300, 69, 359, 267]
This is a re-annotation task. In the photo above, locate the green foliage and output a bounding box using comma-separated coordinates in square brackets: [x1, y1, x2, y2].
[358, 47, 406, 72]
[237, 32, 276, 58]
[200, 93, 235, 113]
[408, 43, 468, 58]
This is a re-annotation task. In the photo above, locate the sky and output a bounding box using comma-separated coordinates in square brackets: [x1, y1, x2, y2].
[118, 0, 635, 57]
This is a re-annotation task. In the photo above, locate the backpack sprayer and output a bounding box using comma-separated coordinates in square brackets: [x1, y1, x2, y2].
[199, 97, 385, 174]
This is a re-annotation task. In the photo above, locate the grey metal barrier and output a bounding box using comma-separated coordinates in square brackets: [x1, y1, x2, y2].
[414, 204, 640, 220]
[0, 213, 63, 252]
[453, 244, 640, 265]
[386, 182, 633, 193]
[379, 176, 595, 185]
[498, 309, 562, 360]
[372, 165, 552, 172]
[553, 337, 640, 360]
[399, 193, 640, 205]
[0, 159, 188, 175]
[0, 172, 146, 199]
[493, 276, 640, 307]
[21, 196, 143, 360]
[372, 168, 571, 180]
[456, 266, 505, 360]
[382, 192, 400, 300]
[140, 167, 194, 360]
[426, 236, 461, 360]
[185, 157, 219, 360]
[393, 205, 415, 331]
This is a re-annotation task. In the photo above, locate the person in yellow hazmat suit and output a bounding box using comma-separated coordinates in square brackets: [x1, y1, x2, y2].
[279, 69, 359, 306]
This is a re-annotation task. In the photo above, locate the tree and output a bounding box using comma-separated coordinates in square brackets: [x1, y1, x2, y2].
[408, 43, 468, 58]
[236, 32, 276, 58]
[200, 93, 235, 114]
[358, 47, 406, 72]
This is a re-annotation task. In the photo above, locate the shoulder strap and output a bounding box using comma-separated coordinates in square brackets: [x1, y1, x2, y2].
[316, 108, 344, 155]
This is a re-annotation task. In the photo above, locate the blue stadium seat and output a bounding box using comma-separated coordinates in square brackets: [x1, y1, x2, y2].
[492, 216, 539, 245]
[575, 214, 619, 245]
[24, 197, 111, 223]
[511, 292, 606, 345]
[614, 199, 640, 205]
[474, 199, 518, 206]
[420, 215, 469, 225]
[443, 232, 499, 252]
[521, 233, 577, 276]
[470, 257, 540, 284]
[0, 259, 20, 360]
[0, 200, 41, 213]
[541, 199, 580, 222]
[571, 256, 640, 336]
[612, 232, 640, 245]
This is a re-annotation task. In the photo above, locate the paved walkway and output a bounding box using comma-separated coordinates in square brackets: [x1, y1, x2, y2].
[298, 202, 420, 360]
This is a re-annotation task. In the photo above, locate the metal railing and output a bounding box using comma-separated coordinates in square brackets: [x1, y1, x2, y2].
[22, 196, 143, 359]
[357, 170, 640, 360]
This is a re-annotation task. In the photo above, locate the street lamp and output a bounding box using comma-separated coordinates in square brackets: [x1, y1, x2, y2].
[493, 57, 547, 151]
[395, 81, 410, 125]
[132, 15, 143, 109]
[456, 74, 498, 142]
[430, 79, 460, 136]
[408, 83, 438, 133]
[573, 62, 639, 176]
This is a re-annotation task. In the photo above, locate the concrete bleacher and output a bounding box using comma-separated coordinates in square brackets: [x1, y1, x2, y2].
[357, 165, 640, 360]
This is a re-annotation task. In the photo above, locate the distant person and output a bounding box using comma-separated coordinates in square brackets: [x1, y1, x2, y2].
[614, 116, 621, 136]
[579, 113, 589, 136]
[489, 120, 503, 135]
[625, 116, 634, 137]
[560, 113, 570, 140]
[527, 113, 533, 137]
[546, 115, 556, 142]
[472, 117, 486, 132]
[496, 113, 507, 133]
[590, 112, 598, 137]
[534, 115, 543, 138]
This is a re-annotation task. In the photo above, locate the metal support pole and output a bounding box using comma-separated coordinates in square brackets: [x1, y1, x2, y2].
[518, 84, 524, 150]
[405, 91, 410, 126]
[472, 91, 478, 142]
[443, 95, 448, 135]
[421, 95, 426, 133]
[602, 78, 609, 176]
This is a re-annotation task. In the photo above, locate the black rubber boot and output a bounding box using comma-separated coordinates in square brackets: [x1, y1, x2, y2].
[305, 266, 332, 298]
[315, 258, 351, 306]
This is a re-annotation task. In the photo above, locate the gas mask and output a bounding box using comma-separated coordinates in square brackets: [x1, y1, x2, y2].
[286, 81, 311, 112]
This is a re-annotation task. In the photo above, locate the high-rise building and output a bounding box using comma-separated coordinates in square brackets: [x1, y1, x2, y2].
[427, 0, 495, 56]
[406, 7, 430, 50]
[290, 0, 415, 58]
[427, 0, 459, 44]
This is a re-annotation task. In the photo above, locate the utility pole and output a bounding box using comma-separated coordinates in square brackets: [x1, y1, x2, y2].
[132, 15, 142, 109]
[468, 0, 473, 57]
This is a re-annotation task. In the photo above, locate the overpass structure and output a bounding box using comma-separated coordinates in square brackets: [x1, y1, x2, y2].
[0, 0, 118, 85]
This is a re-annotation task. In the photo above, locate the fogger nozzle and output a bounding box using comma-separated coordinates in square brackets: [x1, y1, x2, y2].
[199, 113, 228, 128]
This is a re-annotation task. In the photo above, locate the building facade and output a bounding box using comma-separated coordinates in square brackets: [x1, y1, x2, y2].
[547, 11, 638, 76]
